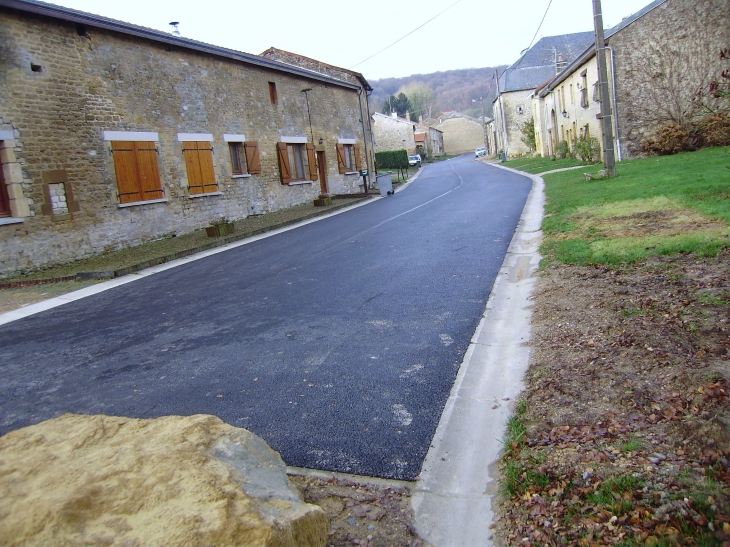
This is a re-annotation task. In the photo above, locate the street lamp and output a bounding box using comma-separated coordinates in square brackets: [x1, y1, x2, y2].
[472, 97, 488, 154]
[301, 87, 315, 145]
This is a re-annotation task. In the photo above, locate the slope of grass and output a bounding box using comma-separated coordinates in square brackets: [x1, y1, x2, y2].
[539, 147, 730, 265]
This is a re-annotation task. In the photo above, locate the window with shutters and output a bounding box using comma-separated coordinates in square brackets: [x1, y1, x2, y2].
[276, 141, 317, 184]
[182, 141, 217, 195]
[110, 141, 164, 204]
[223, 136, 261, 178]
[336, 142, 361, 174]
[229, 142, 246, 175]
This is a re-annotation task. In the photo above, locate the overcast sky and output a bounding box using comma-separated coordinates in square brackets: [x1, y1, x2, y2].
[50, 0, 653, 81]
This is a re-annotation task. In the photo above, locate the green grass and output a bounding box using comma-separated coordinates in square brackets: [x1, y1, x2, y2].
[504, 156, 592, 174]
[620, 439, 643, 452]
[586, 474, 644, 513]
[540, 147, 730, 265]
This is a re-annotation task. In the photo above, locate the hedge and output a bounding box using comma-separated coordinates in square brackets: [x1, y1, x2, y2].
[375, 149, 409, 170]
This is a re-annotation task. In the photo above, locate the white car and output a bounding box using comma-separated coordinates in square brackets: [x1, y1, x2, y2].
[475, 147, 487, 158]
[408, 154, 422, 167]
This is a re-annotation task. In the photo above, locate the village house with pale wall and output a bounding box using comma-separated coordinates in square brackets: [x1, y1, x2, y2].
[0, 0, 373, 277]
[433, 114, 485, 156]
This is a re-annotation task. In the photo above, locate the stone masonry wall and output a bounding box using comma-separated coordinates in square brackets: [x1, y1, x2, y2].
[0, 9, 367, 276]
[609, 0, 730, 157]
[372, 114, 416, 154]
[434, 117, 484, 155]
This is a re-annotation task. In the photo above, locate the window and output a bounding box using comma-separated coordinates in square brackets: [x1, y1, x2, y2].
[182, 141, 217, 195]
[110, 141, 164, 204]
[269, 82, 278, 105]
[224, 136, 261, 177]
[276, 142, 317, 184]
[580, 70, 589, 108]
[336, 143, 361, 173]
[229, 142, 245, 175]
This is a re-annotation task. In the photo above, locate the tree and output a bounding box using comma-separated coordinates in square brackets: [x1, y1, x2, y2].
[398, 82, 436, 121]
[381, 93, 412, 118]
[519, 118, 536, 152]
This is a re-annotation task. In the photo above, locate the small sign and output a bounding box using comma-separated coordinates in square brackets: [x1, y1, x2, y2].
[360, 169, 369, 176]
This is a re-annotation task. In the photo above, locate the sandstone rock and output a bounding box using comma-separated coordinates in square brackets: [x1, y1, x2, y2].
[0, 414, 327, 547]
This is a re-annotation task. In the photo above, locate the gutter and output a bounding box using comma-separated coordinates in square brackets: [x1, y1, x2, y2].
[0, 0, 360, 91]
[606, 46, 622, 161]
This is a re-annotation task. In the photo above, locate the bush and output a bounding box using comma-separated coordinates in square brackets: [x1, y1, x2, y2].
[698, 112, 730, 147]
[640, 123, 689, 155]
[375, 149, 409, 170]
[555, 140, 570, 159]
[571, 135, 601, 162]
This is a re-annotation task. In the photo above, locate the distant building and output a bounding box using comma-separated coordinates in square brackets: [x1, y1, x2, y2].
[433, 113, 485, 156]
[372, 112, 417, 154]
[492, 32, 594, 156]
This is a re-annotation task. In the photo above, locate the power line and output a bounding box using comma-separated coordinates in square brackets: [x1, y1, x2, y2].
[350, 0, 463, 70]
[498, 0, 554, 80]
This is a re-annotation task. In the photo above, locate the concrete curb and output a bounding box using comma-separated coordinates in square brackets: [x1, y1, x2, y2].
[411, 163, 544, 547]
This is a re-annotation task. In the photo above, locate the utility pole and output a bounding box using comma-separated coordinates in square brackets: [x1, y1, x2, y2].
[495, 69, 509, 158]
[593, 0, 616, 177]
[473, 97, 488, 153]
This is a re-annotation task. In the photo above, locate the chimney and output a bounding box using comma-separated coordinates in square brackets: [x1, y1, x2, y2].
[419, 114, 423, 124]
[169, 22, 181, 36]
[556, 54, 567, 73]
[391, 111, 398, 119]
[405, 111, 411, 122]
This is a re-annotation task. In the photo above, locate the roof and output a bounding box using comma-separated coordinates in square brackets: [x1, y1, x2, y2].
[499, 32, 595, 93]
[538, 0, 668, 96]
[372, 112, 415, 126]
[414, 133, 426, 142]
[260, 47, 372, 91]
[1, 0, 360, 91]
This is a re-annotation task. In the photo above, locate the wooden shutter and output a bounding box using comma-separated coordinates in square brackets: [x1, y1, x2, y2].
[0, 160, 10, 216]
[354, 144, 362, 171]
[276, 142, 291, 184]
[136, 141, 163, 200]
[306, 143, 318, 181]
[183, 141, 216, 195]
[244, 141, 261, 174]
[336, 143, 346, 173]
[111, 141, 143, 204]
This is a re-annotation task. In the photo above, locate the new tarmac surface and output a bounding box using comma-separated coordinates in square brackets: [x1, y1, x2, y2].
[0, 155, 532, 481]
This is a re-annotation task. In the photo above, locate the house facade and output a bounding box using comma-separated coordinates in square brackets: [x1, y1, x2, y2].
[533, 0, 729, 160]
[414, 124, 444, 158]
[433, 114, 484, 155]
[0, 1, 371, 277]
[371, 112, 417, 154]
[492, 32, 594, 157]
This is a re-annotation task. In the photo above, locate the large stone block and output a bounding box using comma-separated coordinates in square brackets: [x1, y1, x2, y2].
[0, 414, 327, 547]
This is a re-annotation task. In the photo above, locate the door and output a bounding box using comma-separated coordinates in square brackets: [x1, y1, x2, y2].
[316, 151, 328, 194]
[0, 156, 10, 217]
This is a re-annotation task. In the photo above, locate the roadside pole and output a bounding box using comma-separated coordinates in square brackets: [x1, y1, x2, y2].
[593, 0, 616, 177]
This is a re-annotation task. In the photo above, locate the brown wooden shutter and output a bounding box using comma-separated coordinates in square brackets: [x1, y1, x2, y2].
[111, 141, 143, 204]
[136, 141, 163, 200]
[354, 144, 362, 171]
[336, 143, 346, 173]
[306, 143, 318, 181]
[244, 141, 261, 174]
[276, 142, 291, 184]
[183, 141, 216, 194]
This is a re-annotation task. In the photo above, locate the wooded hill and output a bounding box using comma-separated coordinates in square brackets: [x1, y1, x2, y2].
[368, 66, 507, 120]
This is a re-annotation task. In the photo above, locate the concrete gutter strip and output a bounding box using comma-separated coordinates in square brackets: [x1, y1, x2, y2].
[411, 165, 544, 547]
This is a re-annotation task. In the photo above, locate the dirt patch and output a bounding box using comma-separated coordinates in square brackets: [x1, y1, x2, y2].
[289, 474, 428, 547]
[493, 251, 730, 546]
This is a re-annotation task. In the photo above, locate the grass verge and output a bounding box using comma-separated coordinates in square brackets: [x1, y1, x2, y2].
[504, 156, 592, 174]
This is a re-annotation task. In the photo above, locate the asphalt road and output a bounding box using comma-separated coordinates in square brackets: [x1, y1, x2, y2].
[0, 156, 532, 480]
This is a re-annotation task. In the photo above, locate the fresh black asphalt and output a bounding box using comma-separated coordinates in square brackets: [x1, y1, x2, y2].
[0, 156, 532, 480]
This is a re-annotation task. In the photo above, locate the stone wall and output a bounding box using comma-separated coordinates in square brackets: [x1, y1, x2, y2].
[433, 116, 484, 155]
[0, 9, 367, 276]
[372, 113, 416, 154]
[500, 90, 534, 157]
[609, 0, 729, 157]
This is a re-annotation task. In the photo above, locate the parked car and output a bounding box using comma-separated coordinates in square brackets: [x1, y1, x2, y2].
[475, 147, 487, 158]
[408, 154, 422, 167]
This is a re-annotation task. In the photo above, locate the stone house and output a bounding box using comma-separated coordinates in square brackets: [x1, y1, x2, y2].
[533, 0, 730, 159]
[414, 125, 444, 158]
[492, 32, 594, 157]
[433, 113, 485, 155]
[371, 112, 417, 154]
[0, 0, 373, 277]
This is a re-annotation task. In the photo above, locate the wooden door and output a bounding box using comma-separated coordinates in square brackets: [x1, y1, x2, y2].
[0, 154, 11, 216]
[317, 151, 328, 194]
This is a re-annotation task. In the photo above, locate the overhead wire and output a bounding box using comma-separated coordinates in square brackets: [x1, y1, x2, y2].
[349, 0, 463, 70]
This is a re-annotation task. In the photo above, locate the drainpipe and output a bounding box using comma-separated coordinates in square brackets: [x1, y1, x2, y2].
[357, 87, 372, 189]
[606, 46, 622, 161]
